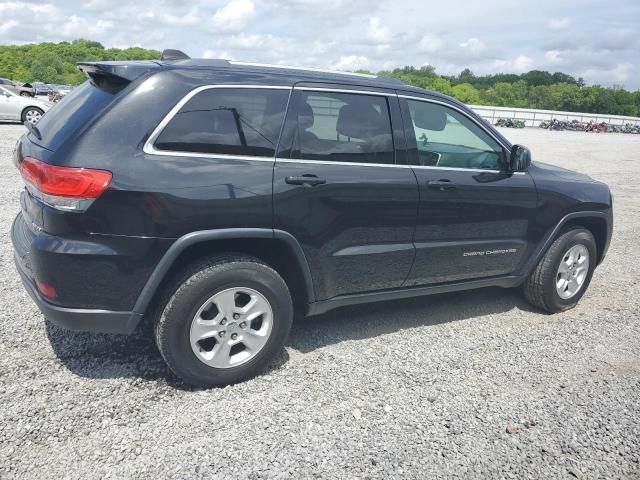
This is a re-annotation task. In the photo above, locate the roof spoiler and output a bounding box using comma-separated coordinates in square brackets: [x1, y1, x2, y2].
[77, 61, 162, 92]
[160, 49, 190, 61]
[77, 61, 162, 82]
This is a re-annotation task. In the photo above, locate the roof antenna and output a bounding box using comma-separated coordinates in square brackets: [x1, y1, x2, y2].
[161, 49, 190, 61]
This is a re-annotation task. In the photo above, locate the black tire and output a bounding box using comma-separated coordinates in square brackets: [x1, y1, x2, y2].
[524, 227, 597, 313]
[20, 91, 32, 97]
[154, 254, 293, 388]
[21, 107, 43, 124]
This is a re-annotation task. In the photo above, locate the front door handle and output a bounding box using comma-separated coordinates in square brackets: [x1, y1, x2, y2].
[427, 179, 456, 190]
[285, 175, 326, 186]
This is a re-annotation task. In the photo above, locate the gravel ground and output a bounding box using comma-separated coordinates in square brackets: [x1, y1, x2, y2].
[0, 123, 638, 479]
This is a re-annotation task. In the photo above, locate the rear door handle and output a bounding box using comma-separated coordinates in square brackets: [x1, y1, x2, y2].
[427, 179, 456, 190]
[285, 175, 326, 186]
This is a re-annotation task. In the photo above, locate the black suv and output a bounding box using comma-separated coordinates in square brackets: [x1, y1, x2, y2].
[11, 51, 613, 387]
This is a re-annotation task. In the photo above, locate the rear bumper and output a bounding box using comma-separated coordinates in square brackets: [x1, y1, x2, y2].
[14, 253, 141, 334]
[11, 211, 147, 334]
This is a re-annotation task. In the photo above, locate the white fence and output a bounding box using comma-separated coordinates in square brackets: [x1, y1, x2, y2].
[469, 105, 640, 128]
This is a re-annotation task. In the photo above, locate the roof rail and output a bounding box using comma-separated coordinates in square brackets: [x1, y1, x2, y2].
[161, 49, 190, 61]
[228, 60, 378, 79]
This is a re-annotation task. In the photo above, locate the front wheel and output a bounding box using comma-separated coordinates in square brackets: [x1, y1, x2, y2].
[154, 255, 293, 387]
[22, 107, 43, 125]
[524, 227, 597, 313]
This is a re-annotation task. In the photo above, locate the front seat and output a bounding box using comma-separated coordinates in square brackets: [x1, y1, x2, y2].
[298, 102, 319, 145]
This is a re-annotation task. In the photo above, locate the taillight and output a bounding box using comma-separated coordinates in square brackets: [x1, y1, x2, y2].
[19, 157, 112, 212]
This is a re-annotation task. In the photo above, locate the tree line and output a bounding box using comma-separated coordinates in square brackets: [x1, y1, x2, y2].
[0, 40, 638, 117]
[382, 66, 640, 117]
[0, 39, 159, 86]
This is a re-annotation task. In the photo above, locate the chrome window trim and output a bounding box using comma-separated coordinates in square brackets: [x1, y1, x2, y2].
[143, 84, 525, 175]
[143, 84, 292, 158]
[275, 157, 507, 174]
[293, 86, 392, 96]
[275, 158, 401, 169]
[397, 94, 511, 151]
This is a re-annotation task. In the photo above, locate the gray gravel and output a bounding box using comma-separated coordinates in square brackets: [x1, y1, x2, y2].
[0, 123, 639, 479]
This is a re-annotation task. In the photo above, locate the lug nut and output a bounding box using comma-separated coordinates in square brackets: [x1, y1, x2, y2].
[220, 319, 226, 325]
[219, 331, 225, 338]
[239, 322, 247, 329]
[233, 313, 240, 320]
[231, 333, 238, 340]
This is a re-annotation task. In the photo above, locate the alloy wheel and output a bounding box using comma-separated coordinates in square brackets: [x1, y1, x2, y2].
[556, 244, 590, 299]
[189, 287, 273, 368]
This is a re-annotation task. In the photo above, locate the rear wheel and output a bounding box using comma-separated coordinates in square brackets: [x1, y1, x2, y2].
[22, 107, 43, 125]
[524, 227, 596, 313]
[154, 255, 293, 387]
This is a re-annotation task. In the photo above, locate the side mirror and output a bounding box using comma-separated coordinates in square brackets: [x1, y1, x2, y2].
[509, 144, 531, 172]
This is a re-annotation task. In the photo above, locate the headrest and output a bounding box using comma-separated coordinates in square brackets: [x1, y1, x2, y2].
[336, 104, 386, 139]
[412, 103, 447, 131]
[298, 102, 314, 129]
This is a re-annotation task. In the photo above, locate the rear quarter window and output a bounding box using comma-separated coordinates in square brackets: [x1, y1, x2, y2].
[153, 88, 290, 158]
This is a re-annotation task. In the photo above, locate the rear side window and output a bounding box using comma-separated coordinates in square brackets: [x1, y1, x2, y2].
[154, 88, 290, 157]
[291, 92, 394, 164]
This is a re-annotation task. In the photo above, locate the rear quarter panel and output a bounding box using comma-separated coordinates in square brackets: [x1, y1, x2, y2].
[43, 69, 282, 238]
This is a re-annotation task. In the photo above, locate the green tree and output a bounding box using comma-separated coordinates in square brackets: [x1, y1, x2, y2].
[452, 83, 481, 104]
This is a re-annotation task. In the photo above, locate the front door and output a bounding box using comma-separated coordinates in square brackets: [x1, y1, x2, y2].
[398, 95, 538, 286]
[273, 86, 419, 300]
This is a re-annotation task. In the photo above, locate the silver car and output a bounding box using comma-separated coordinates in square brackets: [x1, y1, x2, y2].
[0, 85, 52, 124]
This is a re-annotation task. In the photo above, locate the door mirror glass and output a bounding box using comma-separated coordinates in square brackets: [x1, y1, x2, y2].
[509, 144, 531, 172]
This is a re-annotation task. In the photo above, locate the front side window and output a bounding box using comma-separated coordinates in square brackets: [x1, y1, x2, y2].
[291, 91, 394, 164]
[155, 88, 289, 157]
[404, 99, 504, 170]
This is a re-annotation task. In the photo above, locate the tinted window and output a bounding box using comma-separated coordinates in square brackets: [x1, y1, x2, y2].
[292, 92, 394, 164]
[28, 81, 116, 151]
[405, 100, 504, 170]
[155, 88, 289, 157]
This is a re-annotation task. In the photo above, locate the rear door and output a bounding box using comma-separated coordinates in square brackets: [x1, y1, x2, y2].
[0, 87, 17, 120]
[273, 85, 419, 300]
[399, 94, 538, 286]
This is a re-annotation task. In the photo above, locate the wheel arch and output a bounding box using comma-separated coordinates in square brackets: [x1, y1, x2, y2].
[564, 216, 609, 265]
[132, 228, 315, 318]
[521, 210, 612, 276]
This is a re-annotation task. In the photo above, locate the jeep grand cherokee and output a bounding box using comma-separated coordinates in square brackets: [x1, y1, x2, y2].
[11, 50, 613, 387]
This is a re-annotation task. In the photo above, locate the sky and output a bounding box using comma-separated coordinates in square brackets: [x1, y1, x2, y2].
[0, 0, 639, 89]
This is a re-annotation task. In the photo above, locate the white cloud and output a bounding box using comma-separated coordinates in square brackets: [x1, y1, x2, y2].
[142, 8, 200, 27]
[417, 33, 443, 53]
[548, 17, 571, 30]
[212, 0, 256, 32]
[545, 50, 561, 63]
[331, 55, 372, 71]
[490, 55, 534, 73]
[460, 37, 486, 54]
[367, 17, 391, 45]
[0, 20, 18, 33]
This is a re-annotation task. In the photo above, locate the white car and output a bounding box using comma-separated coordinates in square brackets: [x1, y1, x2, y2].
[0, 85, 52, 124]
